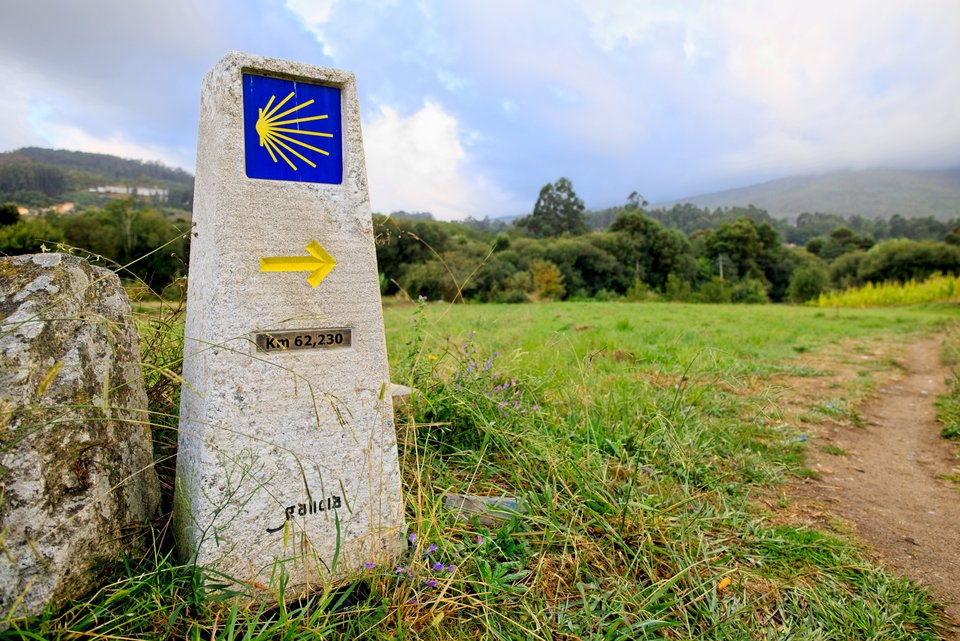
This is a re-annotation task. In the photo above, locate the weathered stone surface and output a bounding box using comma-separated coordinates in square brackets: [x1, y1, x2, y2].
[175, 53, 403, 600]
[0, 253, 159, 618]
[390, 383, 416, 412]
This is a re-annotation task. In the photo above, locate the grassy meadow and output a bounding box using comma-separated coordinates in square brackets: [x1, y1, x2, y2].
[7, 300, 960, 640]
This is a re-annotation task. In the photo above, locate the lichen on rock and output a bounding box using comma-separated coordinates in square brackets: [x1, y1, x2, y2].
[0, 253, 159, 619]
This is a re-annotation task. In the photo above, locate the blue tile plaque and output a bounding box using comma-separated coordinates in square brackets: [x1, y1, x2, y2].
[242, 73, 342, 184]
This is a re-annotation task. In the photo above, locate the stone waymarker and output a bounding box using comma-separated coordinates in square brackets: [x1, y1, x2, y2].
[175, 52, 404, 598]
[0, 254, 159, 618]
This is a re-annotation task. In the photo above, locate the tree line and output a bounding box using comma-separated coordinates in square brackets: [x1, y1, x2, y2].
[0, 199, 187, 292]
[375, 178, 960, 304]
[3, 175, 960, 304]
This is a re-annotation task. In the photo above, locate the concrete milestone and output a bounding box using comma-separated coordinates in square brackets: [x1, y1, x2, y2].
[175, 52, 404, 598]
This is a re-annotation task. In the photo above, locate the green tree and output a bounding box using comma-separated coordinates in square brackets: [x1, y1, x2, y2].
[703, 217, 791, 301]
[373, 214, 455, 294]
[856, 240, 960, 284]
[704, 217, 764, 281]
[542, 237, 622, 298]
[57, 200, 186, 290]
[514, 177, 588, 238]
[0, 202, 20, 226]
[606, 209, 697, 292]
[829, 250, 867, 289]
[945, 224, 960, 246]
[0, 218, 65, 254]
[806, 227, 874, 260]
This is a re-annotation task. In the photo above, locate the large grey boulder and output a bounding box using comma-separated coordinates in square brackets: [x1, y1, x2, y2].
[0, 253, 159, 619]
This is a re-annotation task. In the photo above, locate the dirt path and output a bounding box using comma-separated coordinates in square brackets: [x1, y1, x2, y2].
[796, 336, 960, 638]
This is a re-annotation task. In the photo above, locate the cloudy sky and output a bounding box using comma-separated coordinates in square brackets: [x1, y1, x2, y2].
[1, 1, 958, 219]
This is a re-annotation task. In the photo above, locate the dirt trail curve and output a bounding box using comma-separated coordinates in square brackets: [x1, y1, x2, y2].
[799, 336, 960, 638]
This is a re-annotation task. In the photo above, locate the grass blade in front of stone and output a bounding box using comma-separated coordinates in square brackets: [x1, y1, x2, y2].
[3, 301, 952, 639]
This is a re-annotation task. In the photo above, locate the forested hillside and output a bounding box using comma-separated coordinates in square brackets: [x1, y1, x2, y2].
[0, 147, 193, 208]
[655, 168, 960, 221]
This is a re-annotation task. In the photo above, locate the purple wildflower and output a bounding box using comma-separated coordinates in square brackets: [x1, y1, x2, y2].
[477, 535, 484, 545]
[446, 564, 456, 572]
[364, 561, 377, 569]
[432, 562, 445, 572]
[425, 579, 438, 588]
[395, 566, 406, 574]
[409, 533, 417, 544]
[426, 543, 438, 554]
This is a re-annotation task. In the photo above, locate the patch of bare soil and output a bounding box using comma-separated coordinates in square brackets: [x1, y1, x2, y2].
[787, 336, 960, 638]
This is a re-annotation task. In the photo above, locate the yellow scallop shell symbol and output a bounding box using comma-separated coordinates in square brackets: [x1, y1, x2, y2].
[254, 92, 334, 171]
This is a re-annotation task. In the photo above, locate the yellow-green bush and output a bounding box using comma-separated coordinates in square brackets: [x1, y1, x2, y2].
[816, 272, 960, 307]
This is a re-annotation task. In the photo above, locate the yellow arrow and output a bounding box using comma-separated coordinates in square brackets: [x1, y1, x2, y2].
[260, 240, 336, 288]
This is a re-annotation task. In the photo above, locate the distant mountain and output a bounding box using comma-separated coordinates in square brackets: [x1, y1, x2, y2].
[655, 169, 960, 221]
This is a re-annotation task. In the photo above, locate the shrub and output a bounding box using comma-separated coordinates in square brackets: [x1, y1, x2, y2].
[664, 273, 692, 301]
[731, 278, 769, 304]
[788, 265, 828, 303]
[696, 276, 732, 303]
[817, 273, 960, 307]
[496, 270, 533, 303]
[530, 260, 565, 300]
[594, 288, 621, 302]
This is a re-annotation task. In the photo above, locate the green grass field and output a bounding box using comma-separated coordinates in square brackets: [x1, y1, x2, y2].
[7, 301, 960, 640]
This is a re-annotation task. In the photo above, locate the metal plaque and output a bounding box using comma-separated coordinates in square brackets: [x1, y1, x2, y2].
[255, 327, 352, 353]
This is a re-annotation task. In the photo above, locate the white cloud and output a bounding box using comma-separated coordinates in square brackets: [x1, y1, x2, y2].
[284, 0, 339, 57]
[40, 122, 195, 171]
[448, 3, 650, 154]
[0, 58, 192, 170]
[0, 60, 45, 152]
[575, 0, 960, 180]
[707, 0, 960, 176]
[576, 0, 698, 52]
[363, 101, 522, 219]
